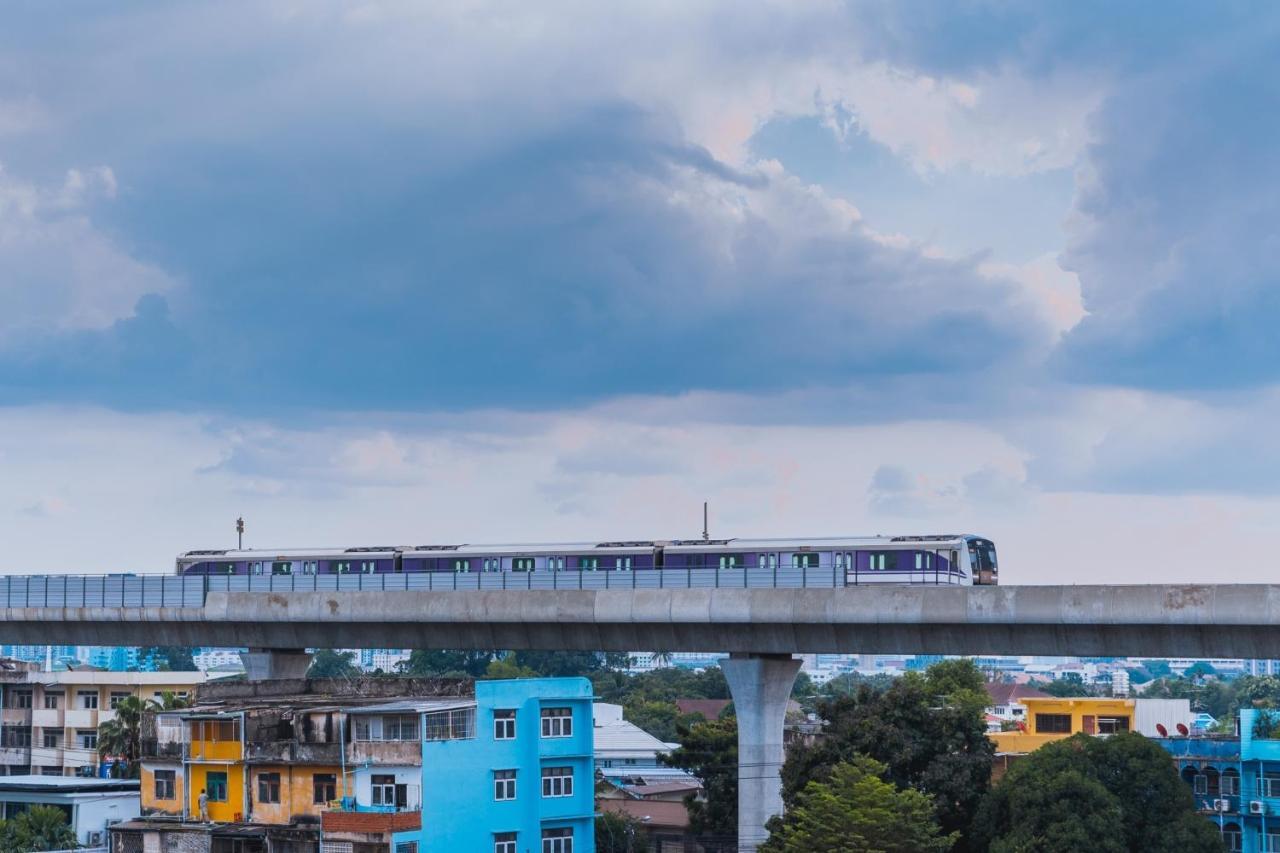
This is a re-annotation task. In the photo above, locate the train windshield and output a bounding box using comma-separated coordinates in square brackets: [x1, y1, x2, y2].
[968, 539, 998, 572]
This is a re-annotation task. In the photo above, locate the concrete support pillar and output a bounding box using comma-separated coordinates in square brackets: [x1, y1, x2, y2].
[239, 648, 312, 681]
[721, 652, 802, 852]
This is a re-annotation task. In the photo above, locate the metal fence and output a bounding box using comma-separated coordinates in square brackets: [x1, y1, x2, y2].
[0, 566, 964, 608]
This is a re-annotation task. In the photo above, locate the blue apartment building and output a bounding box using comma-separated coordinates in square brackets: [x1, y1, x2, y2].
[340, 677, 596, 853]
[1158, 708, 1280, 852]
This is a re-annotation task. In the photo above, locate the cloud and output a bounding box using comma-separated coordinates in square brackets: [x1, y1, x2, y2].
[0, 164, 174, 342]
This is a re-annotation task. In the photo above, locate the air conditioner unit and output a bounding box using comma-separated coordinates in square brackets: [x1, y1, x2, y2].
[1250, 800, 1266, 815]
[1213, 799, 1232, 812]
[87, 831, 104, 846]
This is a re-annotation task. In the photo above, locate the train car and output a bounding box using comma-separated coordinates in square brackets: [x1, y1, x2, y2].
[177, 534, 998, 585]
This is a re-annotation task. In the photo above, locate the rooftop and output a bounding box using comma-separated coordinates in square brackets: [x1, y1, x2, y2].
[985, 682, 1052, 706]
[0, 775, 141, 794]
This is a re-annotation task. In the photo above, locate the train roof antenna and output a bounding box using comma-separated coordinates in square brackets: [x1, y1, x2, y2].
[702, 501, 709, 542]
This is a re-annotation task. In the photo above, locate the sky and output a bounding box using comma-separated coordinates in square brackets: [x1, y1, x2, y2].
[2, 1, 1279, 583]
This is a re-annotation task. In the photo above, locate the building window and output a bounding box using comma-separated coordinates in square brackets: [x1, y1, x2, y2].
[42, 731, 61, 749]
[12, 690, 32, 709]
[258, 772, 281, 804]
[541, 767, 573, 798]
[370, 774, 408, 809]
[313, 773, 337, 804]
[1263, 832, 1280, 853]
[1035, 714, 1073, 734]
[494, 709, 516, 740]
[494, 833, 517, 853]
[4, 727, 31, 748]
[494, 769, 517, 801]
[542, 828, 573, 853]
[541, 708, 573, 738]
[43, 692, 62, 710]
[1096, 716, 1129, 734]
[355, 714, 421, 742]
[77, 729, 97, 749]
[155, 769, 176, 800]
[110, 692, 132, 710]
[1194, 774, 1208, 795]
[424, 708, 475, 741]
[207, 771, 228, 802]
[1264, 775, 1280, 798]
[395, 844, 417, 853]
[78, 691, 99, 710]
[1221, 772, 1240, 796]
[1223, 824, 1242, 852]
[39, 766, 61, 777]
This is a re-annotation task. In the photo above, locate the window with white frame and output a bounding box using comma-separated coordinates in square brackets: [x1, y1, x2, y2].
[494, 833, 517, 853]
[1194, 774, 1208, 795]
[1221, 771, 1240, 796]
[110, 692, 132, 710]
[494, 709, 516, 740]
[1265, 775, 1280, 798]
[354, 714, 421, 742]
[1263, 831, 1280, 852]
[541, 708, 572, 738]
[78, 729, 97, 749]
[494, 769, 516, 801]
[78, 690, 99, 710]
[541, 767, 573, 798]
[541, 828, 573, 853]
[424, 708, 476, 741]
[370, 774, 408, 809]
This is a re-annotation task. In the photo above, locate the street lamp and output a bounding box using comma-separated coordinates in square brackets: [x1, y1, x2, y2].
[236, 517, 245, 550]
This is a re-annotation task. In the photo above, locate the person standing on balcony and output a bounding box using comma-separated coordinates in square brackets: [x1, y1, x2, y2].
[198, 789, 209, 822]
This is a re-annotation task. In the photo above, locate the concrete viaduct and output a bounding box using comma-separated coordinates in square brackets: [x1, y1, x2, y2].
[5, 581, 1279, 850]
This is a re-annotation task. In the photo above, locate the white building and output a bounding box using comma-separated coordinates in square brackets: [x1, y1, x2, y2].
[191, 648, 245, 672]
[593, 703, 675, 771]
[0, 775, 140, 847]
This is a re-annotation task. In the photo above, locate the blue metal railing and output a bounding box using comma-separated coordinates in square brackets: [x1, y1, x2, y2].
[0, 565, 967, 608]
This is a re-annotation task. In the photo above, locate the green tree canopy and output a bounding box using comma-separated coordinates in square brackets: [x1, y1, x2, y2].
[397, 649, 495, 677]
[1030, 673, 1100, 698]
[98, 694, 145, 777]
[762, 757, 955, 853]
[306, 649, 360, 679]
[0, 805, 80, 852]
[781, 659, 994, 848]
[973, 734, 1223, 852]
[595, 811, 650, 853]
[662, 717, 738, 840]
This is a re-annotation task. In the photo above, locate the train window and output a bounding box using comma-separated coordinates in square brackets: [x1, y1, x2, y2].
[250, 562, 264, 575]
[915, 553, 934, 570]
[548, 556, 564, 571]
[513, 558, 535, 572]
[483, 558, 500, 572]
[759, 553, 778, 569]
[580, 557, 600, 571]
[834, 553, 844, 570]
[272, 561, 292, 576]
[453, 559, 470, 573]
[615, 557, 632, 571]
[335, 561, 352, 574]
[791, 553, 819, 569]
[360, 561, 377, 574]
[221, 563, 235, 575]
[302, 561, 317, 575]
[719, 554, 742, 569]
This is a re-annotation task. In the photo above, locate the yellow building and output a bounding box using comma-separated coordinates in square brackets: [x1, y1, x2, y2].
[989, 697, 1136, 753]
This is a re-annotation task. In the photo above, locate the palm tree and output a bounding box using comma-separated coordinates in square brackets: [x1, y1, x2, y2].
[5, 805, 79, 851]
[98, 694, 146, 778]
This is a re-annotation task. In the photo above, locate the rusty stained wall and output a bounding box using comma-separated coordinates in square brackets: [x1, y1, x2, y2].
[140, 760, 185, 815]
[247, 764, 343, 825]
[346, 739, 421, 766]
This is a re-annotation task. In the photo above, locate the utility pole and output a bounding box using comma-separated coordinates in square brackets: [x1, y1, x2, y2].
[702, 501, 709, 541]
[236, 517, 245, 550]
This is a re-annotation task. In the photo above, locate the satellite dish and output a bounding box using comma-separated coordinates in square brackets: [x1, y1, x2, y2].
[1176, 723, 1190, 736]
[1156, 723, 1169, 737]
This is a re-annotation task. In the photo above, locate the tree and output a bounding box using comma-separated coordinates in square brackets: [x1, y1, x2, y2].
[973, 734, 1223, 852]
[595, 811, 649, 853]
[0, 805, 80, 851]
[143, 646, 198, 671]
[484, 657, 538, 679]
[762, 757, 955, 853]
[781, 659, 994, 848]
[662, 717, 738, 840]
[307, 649, 360, 679]
[98, 694, 145, 777]
[512, 650, 612, 677]
[398, 649, 494, 677]
[1030, 673, 1098, 697]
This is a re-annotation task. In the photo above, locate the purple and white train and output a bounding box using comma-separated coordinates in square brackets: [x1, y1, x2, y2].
[176, 534, 998, 585]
